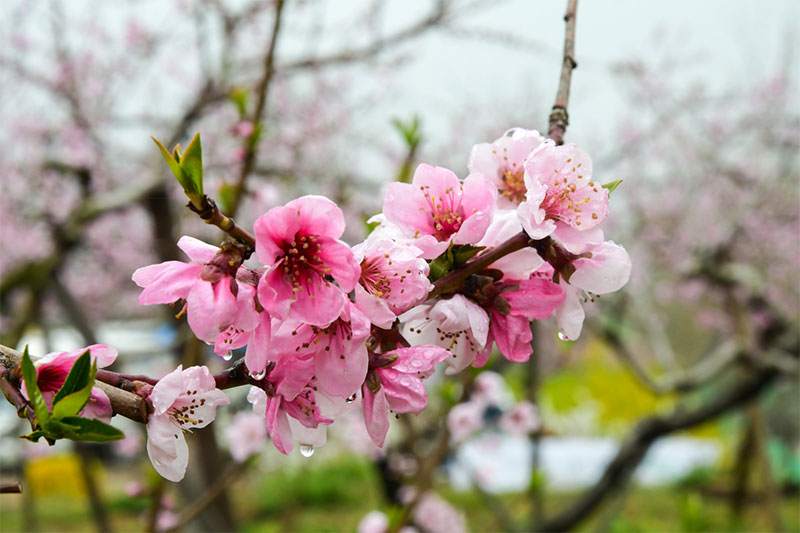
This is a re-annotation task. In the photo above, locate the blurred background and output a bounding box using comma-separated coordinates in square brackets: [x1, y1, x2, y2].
[1, 0, 798, 531]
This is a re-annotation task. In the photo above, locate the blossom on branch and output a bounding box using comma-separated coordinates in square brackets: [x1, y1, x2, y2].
[146, 365, 229, 482]
[382, 164, 497, 259]
[254, 195, 360, 326]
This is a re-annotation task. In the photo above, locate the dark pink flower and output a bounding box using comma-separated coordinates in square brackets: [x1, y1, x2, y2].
[362, 345, 450, 447]
[270, 300, 370, 398]
[25, 344, 118, 424]
[254, 195, 360, 326]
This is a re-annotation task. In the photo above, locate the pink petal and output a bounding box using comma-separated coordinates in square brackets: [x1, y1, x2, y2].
[379, 368, 427, 414]
[133, 262, 202, 305]
[80, 388, 113, 424]
[316, 236, 360, 292]
[505, 279, 566, 319]
[315, 343, 368, 398]
[288, 279, 347, 326]
[490, 314, 533, 362]
[362, 386, 390, 447]
[570, 241, 632, 294]
[265, 397, 294, 455]
[186, 279, 238, 342]
[177, 235, 218, 263]
[146, 413, 189, 482]
[244, 319, 272, 378]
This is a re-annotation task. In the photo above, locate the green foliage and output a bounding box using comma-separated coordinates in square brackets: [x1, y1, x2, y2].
[603, 179, 623, 195]
[217, 180, 237, 215]
[20, 348, 123, 444]
[256, 457, 380, 514]
[229, 86, 250, 117]
[152, 133, 204, 203]
[679, 492, 710, 532]
[428, 244, 485, 282]
[392, 116, 422, 150]
[20, 346, 49, 425]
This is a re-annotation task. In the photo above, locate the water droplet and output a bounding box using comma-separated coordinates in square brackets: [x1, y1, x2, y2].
[345, 393, 357, 403]
[558, 331, 569, 341]
[253, 369, 267, 380]
[222, 352, 233, 361]
[299, 444, 315, 457]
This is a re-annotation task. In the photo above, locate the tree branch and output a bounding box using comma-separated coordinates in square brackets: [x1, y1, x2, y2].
[547, 0, 578, 145]
[227, 0, 286, 217]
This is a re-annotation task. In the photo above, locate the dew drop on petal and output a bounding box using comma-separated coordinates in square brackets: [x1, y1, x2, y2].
[299, 444, 315, 457]
[222, 352, 233, 361]
[558, 331, 569, 341]
[345, 393, 357, 403]
[253, 369, 267, 380]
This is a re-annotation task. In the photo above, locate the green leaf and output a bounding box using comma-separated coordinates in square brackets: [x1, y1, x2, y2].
[56, 417, 125, 443]
[152, 136, 201, 198]
[52, 350, 92, 406]
[451, 244, 485, 266]
[229, 86, 250, 117]
[179, 133, 204, 196]
[20, 346, 49, 425]
[428, 255, 452, 282]
[217, 180, 236, 215]
[602, 179, 623, 195]
[21, 430, 45, 443]
[52, 351, 97, 419]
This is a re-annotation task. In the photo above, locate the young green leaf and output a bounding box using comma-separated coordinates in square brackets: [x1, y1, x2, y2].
[179, 133, 204, 196]
[452, 244, 485, 266]
[152, 136, 202, 199]
[602, 179, 623, 195]
[52, 350, 92, 405]
[52, 350, 97, 419]
[56, 417, 125, 443]
[20, 346, 49, 425]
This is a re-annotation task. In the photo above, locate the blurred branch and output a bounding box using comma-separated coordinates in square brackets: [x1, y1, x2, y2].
[548, 0, 578, 145]
[537, 324, 798, 532]
[278, 0, 451, 72]
[228, 0, 286, 217]
[0, 482, 23, 494]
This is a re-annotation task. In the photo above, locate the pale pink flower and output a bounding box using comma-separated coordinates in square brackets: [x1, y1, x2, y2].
[25, 344, 118, 424]
[399, 295, 489, 374]
[447, 401, 484, 443]
[270, 300, 370, 398]
[352, 236, 432, 328]
[382, 164, 497, 259]
[225, 411, 268, 462]
[517, 142, 608, 242]
[413, 492, 467, 533]
[552, 241, 632, 340]
[145, 365, 229, 482]
[132, 236, 239, 343]
[362, 346, 450, 447]
[254, 195, 360, 326]
[358, 511, 390, 533]
[468, 127, 545, 206]
[499, 401, 540, 436]
[471, 371, 514, 407]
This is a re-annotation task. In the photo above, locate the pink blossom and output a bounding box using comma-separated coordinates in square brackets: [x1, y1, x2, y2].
[471, 371, 514, 407]
[225, 411, 267, 462]
[413, 492, 467, 533]
[249, 354, 333, 455]
[482, 278, 565, 363]
[517, 142, 608, 241]
[447, 401, 484, 443]
[400, 295, 489, 374]
[254, 195, 360, 326]
[357, 511, 390, 533]
[132, 236, 240, 343]
[382, 164, 497, 259]
[352, 236, 432, 328]
[145, 365, 229, 482]
[26, 344, 118, 424]
[468, 127, 545, 206]
[553, 241, 632, 340]
[270, 300, 370, 398]
[362, 346, 450, 447]
[499, 402, 540, 436]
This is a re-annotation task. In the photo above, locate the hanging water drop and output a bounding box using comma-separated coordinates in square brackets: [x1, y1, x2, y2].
[558, 331, 569, 341]
[299, 444, 315, 457]
[253, 369, 267, 380]
[345, 393, 357, 403]
[222, 352, 233, 361]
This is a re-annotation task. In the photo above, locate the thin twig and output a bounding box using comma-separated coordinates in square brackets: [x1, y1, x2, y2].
[227, 0, 286, 217]
[0, 482, 23, 494]
[547, 0, 578, 145]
